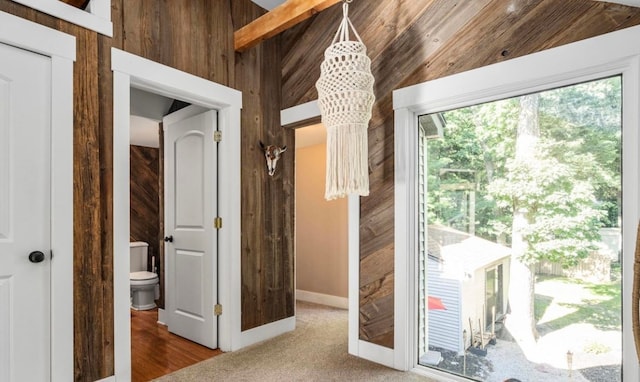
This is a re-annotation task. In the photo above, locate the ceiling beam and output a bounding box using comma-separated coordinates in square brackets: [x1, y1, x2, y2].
[58, 0, 90, 9]
[235, 0, 342, 52]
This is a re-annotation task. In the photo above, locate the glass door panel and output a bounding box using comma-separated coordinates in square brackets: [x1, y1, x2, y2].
[417, 76, 622, 382]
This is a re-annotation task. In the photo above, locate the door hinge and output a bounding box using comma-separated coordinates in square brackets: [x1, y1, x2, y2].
[214, 217, 222, 229]
[214, 131, 222, 142]
[214, 304, 222, 316]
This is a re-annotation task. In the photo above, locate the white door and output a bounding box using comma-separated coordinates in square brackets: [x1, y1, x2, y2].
[163, 106, 218, 349]
[0, 43, 52, 381]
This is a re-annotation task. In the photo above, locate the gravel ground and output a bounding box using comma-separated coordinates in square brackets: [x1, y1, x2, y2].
[428, 325, 620, 382]
[425, 276, 622, 381]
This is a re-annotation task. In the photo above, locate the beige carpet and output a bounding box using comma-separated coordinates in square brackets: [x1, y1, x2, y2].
[154, 301, 437, 381]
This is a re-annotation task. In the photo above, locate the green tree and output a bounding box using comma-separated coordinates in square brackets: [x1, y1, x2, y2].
[424, 76, 621, 342]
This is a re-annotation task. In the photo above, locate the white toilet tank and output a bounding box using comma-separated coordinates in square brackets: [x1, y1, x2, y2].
[130, 241, 149, 272]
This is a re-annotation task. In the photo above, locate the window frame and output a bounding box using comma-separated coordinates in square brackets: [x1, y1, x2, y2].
[393, 26, 640, 381]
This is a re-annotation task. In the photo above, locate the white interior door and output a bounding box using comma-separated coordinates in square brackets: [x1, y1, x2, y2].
[0, 42, 52, 381]
[163, 106, 218, 349]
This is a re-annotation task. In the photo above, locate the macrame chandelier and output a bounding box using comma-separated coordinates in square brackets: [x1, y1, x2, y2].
[316, 0, 375, 200]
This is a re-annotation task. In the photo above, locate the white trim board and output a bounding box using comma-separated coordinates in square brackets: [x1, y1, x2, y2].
[393, 25, 640, 380]
[11, 0, 112, 37]
[240, 316, 296, 348]
[347, 194, 361, 357]
[0, 10, 75, 382]
[355, 340, 395, 369]
[595, 0, 640, 7]
[281, 100, 320, 126]
[112, 48, 242, 380]
[296, 290, 348, 309]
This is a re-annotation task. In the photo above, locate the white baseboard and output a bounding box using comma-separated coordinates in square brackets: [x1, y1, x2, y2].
[296, 289, 348, 309]
[240, 315, 295, 348]
[354, 339, 395, 369]
[94, 376, 116, 382]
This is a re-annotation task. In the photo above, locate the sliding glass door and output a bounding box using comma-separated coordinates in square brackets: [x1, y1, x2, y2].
[416, 77, 622, 382]
[393, 26, 640, 382]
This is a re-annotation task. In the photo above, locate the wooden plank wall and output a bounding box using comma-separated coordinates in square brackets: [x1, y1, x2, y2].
[129, 145, 162, 305]
[281, 0, 640, 348]
[1, 0, 291, 380]
[231, 1, 296, 330]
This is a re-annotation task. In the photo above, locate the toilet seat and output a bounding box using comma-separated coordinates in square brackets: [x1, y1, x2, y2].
[130, 271, 158, 285]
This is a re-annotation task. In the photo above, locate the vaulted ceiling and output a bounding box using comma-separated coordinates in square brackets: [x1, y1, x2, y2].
[253, 0, 640, 11]
[281, 0, 640, 109]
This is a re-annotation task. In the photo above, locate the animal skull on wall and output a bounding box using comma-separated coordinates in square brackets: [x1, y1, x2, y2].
[260, 141, 287, 176]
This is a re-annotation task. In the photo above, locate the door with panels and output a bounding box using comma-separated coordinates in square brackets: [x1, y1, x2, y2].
[163, 105, 219, 349]
[0, 42, 52, 381]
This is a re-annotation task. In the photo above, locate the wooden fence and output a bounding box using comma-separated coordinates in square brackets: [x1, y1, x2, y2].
[535, 250, 612, 283]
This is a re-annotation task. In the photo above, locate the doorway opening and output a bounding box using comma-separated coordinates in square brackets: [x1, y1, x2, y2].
[112, 49, 242, 380]
[294, 123, 349, 310]
[128, 89, 222, 381]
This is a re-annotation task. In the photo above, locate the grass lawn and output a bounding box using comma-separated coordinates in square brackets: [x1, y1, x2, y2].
[534, 268, 621, 332]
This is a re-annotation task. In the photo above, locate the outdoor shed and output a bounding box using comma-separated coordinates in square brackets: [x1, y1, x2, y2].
[425, 225, 511, 354]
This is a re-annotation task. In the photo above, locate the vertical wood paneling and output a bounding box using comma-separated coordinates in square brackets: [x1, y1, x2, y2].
[233, 0, 295, 331]
[282, 0, 640, 349]
[129, 145, 160, 280]
[121, 0, 233, 85]
[97, 31, 115, 378]
[234, 0, 265, 330]
[62, 21, 111, 380]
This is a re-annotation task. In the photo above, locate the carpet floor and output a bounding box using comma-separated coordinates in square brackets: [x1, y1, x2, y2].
[153, 301, 438, 381]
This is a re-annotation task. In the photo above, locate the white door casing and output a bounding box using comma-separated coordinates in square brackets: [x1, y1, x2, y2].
[0, 11, 74, 382]
[112, 48, 241, 379]
[164, 106, 218, 349]
[0, 42, 51, 382]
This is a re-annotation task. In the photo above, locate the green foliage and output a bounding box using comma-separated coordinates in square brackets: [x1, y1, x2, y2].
[489, 142, 605, 266]
[423, 76, 621, 266]
[584, 342, 611, 355]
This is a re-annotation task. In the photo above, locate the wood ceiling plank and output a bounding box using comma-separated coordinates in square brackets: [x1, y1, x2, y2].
[399, 0, 601, 88]
[234, 0, 341, 52]
[369, 0, 493, 106]
[541, 2, 640, 50]
[282, 0, 444, 108]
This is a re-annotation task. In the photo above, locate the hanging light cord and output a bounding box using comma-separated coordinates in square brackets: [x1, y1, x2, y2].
[333, 0, 362, 44]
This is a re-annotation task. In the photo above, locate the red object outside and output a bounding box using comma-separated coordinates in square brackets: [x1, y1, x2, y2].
[428, 296, 446, 310]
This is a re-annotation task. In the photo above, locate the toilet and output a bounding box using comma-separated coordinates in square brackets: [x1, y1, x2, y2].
[130, 241, 159, 310]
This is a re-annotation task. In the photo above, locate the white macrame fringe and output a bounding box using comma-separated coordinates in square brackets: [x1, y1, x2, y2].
[325, 123, 369, 200]
[316, 2, 375, 200]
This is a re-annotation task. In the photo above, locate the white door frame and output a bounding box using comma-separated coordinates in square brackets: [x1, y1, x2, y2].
[112, 49, 242, 380]
[394, 26, 640, 380]
[281, 103, 389, 365]
[0, 11, 75, 382]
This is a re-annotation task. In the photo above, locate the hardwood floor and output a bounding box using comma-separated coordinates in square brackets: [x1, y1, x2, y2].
[131, 309, 222, 382]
